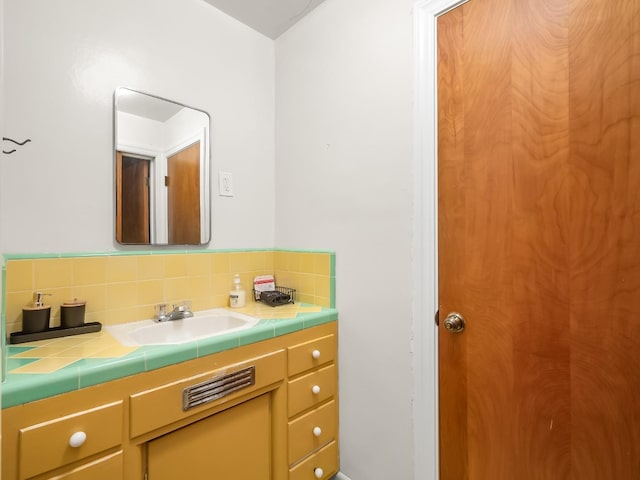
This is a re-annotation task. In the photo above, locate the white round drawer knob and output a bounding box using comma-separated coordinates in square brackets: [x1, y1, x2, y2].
[314, 467, 324, 478]
[312, 349, 321, 359]
[312, 385, 321, 395]
[69, 431, 87, 448]
[313, 426, 322, 437]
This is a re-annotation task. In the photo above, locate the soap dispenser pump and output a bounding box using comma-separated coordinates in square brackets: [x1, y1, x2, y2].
[229, 274, 246, 308]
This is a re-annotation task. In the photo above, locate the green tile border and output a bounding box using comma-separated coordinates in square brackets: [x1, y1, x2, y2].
[78, 353, 147, 389]
[196, 332, 241, 357]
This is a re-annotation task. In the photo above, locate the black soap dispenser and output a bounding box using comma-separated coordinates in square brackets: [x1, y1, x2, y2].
[21, 291, 52, 333]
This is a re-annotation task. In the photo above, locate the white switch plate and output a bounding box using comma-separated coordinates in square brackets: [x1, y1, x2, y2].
[219, 171, 233, 197]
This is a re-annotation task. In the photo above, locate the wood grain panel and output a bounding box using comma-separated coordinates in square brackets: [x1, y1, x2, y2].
[437, 8, 468, 479]
[509, 0, 571, 477]
[568, 0, 640, 478]
[438, 0, 640, 478]
[460, 0, 516, 477]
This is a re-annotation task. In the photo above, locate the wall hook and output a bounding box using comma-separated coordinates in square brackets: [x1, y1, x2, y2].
[2, 137, 32, 154]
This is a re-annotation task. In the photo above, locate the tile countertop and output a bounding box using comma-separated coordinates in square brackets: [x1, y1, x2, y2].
[2, 303, 338, 408]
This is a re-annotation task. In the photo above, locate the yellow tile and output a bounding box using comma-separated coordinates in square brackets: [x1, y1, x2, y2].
[188, 275, 212, 300]
[33, 258, 73, 289]
[164, 277, 190, 303]
[187, 254, 211, 276]
[72, 257, 107, 285]
[71, 285, 107, 312]
[12, 346, 69, 358]
[6, 320, 22, 336]
[212, 274, 232, 296]
[298, 293, 314, 304]
[5, 260, 33, 292]
[211, 294, 229, 308]
[165, 254, 188, 278]
[212, 253, 230, 274]
[300, 253, 315, 274]
[298, 306, 322, 313]
[88, 345, 138, 358]
[316, 276, 331, 298]
[106, 307, 140, 325]
[264, 251, 275, 271]
[5, 291, 35, 323]
[138, 280, 164, 306]
[138, 255, 165, 280]
[274, 271, 293, 290]
[301, 274, 316, 296]
[47, 287, 74, 308]
[10, 357, 79, 374]
[107, 283, 138, 310]
[314, 254, 331, 276]
[274, 251, 289, 272]
[48, 336, 97, 347]
[107, 256, 138, 283]
[135, 304, 156, 322]
[57, 344, 102, 357]
[289, 253, 302, 273]
[85, 310, 106, 325]
[315, 296, 330, 308]
[246, 251, 267, 271]
[228, 252, 250, 273]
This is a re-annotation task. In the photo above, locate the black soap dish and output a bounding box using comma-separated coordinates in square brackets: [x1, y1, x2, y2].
[256, 286, 296, 307]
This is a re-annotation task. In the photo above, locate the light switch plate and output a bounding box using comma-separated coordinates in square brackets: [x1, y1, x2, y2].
[219, 171, 233, 197]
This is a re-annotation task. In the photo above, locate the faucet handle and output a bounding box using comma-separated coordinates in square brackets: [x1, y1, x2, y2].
[173, 300, 192, 312]
[155, 303, 169, 320]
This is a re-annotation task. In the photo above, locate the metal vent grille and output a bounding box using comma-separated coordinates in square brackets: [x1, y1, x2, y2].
[183, 365, 255, 411]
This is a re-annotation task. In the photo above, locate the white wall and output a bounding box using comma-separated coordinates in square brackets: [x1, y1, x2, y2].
[275, 0, 415, 478]
[1, 0, 275, 252]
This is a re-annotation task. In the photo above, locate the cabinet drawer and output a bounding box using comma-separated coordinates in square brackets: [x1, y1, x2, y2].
[130, 349, 285, 437]
[18, 401, 123, 480]
[288, 400, 337, 464]
[47, 451, 123, 480]
[289, 441, 338, 480]
[288, 334, 336, 377]
[288, 364, 336, 417]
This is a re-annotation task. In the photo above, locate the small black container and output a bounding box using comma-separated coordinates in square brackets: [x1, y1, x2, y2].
[22, 306, 51, 333]
[61, 301, 86, 328]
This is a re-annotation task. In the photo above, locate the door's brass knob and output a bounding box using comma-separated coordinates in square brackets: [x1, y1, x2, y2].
[444, 312, 465, 333]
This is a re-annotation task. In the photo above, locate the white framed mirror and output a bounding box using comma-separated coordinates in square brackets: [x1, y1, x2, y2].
[114, 87, 211, 245]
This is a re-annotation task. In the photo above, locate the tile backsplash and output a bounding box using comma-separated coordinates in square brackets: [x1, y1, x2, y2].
[2, 249, 335, 337]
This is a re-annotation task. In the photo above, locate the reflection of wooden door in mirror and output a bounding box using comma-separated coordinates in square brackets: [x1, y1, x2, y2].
[116, 152, 150, 244]
[167, 141, 201, 244]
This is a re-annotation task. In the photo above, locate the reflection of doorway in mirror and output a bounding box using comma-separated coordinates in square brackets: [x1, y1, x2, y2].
[167, 141, 201, 245]
[116, 152, 151, 244]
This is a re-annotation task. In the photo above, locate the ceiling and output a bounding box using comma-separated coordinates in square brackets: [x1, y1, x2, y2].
[202, 0, 327, 39]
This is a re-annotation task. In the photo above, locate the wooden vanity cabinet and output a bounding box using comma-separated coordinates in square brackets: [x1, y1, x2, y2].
[1, 321, 338, 480]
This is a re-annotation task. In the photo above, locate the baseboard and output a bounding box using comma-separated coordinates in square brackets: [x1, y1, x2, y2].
[333, 473, 352, 480]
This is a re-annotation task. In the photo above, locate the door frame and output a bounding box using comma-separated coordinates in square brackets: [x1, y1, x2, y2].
[412, 1, 469, 479]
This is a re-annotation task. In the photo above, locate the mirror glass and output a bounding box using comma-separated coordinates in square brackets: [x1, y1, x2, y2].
[114, 87, 211, 245]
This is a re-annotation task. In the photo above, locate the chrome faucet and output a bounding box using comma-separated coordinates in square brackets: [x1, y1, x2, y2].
[155, 302, 194, 322]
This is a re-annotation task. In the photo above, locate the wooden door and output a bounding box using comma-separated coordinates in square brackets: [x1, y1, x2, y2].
[437, 0, 640, 478]
[147, 394, 271, 479]
[167, 141, 201, 244]
[116, 152, 150, 244]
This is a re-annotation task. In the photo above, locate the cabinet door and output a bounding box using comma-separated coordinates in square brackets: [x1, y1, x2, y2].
[147, 394, 271, 479]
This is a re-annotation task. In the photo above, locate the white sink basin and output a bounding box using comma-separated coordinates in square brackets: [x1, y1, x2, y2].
[106, 308, 259, 346]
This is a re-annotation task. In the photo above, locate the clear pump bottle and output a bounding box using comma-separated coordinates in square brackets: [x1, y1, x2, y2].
[229, 274, 246, 308]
